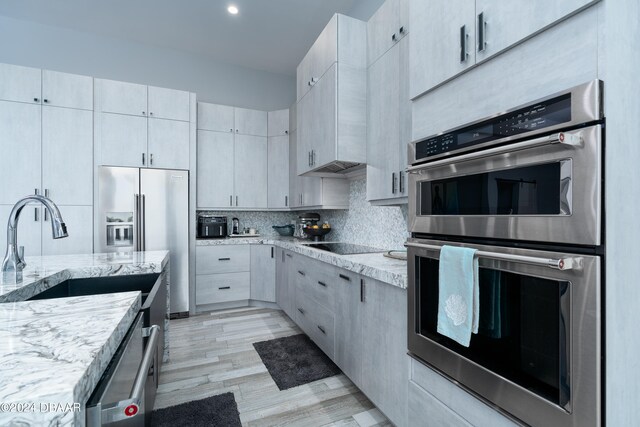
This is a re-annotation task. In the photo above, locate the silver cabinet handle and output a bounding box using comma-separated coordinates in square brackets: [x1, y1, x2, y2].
[477, 12, 487, 52]
[318, 281, 327, 287]
[312, 150, 316, 166]
[142, 111, 146, 115]
[285, 130, 289, 135]
[460, 25, 469, 62]
[271, 247, 274, 258]
[399, 26, 405, 35]
[399, 171, 404, 194]
[298, 270, 305, 276]
[236, 196, 238, 206]
[230, 128, 233, 132]
[34, 207, 39, 222]
[285, 195, 288, 207]
[404, 241, 582, 271]
[218, 286, 231, 290]
[391, 172, 397, 194]
[407, 132, 582, 173]
[43, 99, 49, 104]
[317, 325, 326, 334]
[218, 257, 231, 261]
[298, 308, 305, 314]
[149, 112, 153, 116]
[142, 153, 146, 166]
[133, 194, 140, 250]
[392, 33, 397, 42]
[150, 153, 153, 166]
[33, 97, 40, 103]
[140, 194, 146, 251]
[230, 195, 233, 206]
[360, 279, 365, 303]
[339, 274, 351, 282]
[308, 151, 312, 166]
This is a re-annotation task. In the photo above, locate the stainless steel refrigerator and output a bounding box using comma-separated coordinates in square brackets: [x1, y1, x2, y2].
[97, 166, 189, 315]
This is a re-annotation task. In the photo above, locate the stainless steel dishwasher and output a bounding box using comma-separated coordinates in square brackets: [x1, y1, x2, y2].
[86, 313, 160, 426]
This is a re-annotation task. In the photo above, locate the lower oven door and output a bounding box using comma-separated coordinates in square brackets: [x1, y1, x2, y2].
[406, 238, 601, 427]
[408, 125, 602, 246]
[86, 313, 161, 426]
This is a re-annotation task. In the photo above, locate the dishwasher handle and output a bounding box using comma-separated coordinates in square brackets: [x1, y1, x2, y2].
[100, 324, 160, 422]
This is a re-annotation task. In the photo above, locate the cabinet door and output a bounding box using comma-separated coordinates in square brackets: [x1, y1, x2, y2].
[302, 177, 322, 207]
[234, 108, 267, 136]
[361, 279, 409, 427]
[0, 63, 41, 104]
[289, 130, 301, 208]
[99, 79, 147, 116]
[367, 42, 400, 202]
[296, 92, 313, 175]
[148, 86, 190, 121]
[410, 0, 476, 98]
[267, 109, 289, 137]
[0, 101, 41, 204]
[283, 251, 297, 319]
[196, 130, 234, 208]
[42, 206, 93, 256]
[234, 135, 268, 208]
[310, 14, 338, 85]
[250, 245, 276, 302]
[475, 0, 597, 63]
[42, 70, 93, 110]
[148, 119, 190, 170]
[268, 136, 290, 209]
[367, 0, 400, 66]
[311, 63, 337, 169]
[42, 107, 93, 205]
[197, 103, 235, 132]
[0, 204, 42, 257]
[398, 36, 411, 197]
[275, 248, 289, 311]
[334, 269, 363, 385]
[99, 113, 148, 168]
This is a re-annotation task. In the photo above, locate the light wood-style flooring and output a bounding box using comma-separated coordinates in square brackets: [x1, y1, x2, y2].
[155, 307, 391, 426]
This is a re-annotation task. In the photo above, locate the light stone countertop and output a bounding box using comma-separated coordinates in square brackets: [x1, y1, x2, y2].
[0, 250, 170, 303]
[0, 291, 141, 426]
[197, 237, 408, 289]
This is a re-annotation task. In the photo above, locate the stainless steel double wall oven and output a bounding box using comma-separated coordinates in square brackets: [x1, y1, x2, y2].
[407, 81, 604, 427]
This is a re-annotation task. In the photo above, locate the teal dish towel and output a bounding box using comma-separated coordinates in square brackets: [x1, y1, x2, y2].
[437, 245, 479, 347]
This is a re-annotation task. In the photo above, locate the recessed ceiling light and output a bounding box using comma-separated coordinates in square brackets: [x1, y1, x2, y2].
[227, 5, 239, 15]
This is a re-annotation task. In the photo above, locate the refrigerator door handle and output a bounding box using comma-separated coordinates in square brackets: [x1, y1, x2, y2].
[134, 194, 140, 251]
[140, 194, 146, 251]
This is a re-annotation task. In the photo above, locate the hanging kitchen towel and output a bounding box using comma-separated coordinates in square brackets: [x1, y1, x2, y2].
[437, 245, 479, 347]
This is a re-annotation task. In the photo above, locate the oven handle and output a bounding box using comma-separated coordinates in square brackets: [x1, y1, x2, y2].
[407, 131, 582, 173]
[405, 242, 582, 271]
[99, 324, 160, 422]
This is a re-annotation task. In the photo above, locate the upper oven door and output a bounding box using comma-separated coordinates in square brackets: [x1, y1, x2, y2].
[408, 125, 602, 246]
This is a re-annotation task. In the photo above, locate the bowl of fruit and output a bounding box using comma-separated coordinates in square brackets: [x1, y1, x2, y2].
[305, 222, 331, 241]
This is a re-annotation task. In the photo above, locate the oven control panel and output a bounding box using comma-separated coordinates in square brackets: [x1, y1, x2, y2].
[415, 94, 572, 161]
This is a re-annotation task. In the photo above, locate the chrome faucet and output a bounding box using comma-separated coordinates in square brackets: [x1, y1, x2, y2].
[1, 195, 68, 284]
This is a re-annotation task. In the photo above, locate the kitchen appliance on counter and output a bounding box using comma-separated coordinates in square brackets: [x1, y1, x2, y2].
[231, 217, 240, 235]
[407, 81, 604, 427]
[197, 214, 227, 238]
[295, 212, 320, 240]
[97, 167, 189, 316]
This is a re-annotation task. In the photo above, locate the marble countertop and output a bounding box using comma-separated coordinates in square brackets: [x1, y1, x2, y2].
[0, 250, 170, 303]
[0, 291, 141, 426]
[197, 237, 408, 289]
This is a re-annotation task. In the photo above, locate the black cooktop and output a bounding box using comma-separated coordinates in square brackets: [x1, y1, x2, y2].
[303, 242, 385, 255]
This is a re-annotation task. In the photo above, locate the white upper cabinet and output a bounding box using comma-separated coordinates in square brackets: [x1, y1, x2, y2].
[0, 63, 42, 104]
[234, 107, 267, 136]
[99, 113, 148, 168]
[96, 79, 193, 169]
[42, 70, 93, 110]
[234, 134, 268, 208]
[410, 0, 476, 98]
[148, 119, 190, 170]
[197, 103, 234, 133]
[410, 0, 599, 98]
[367, 0, 400, 66]
[0, 101, 41, 204]
[268, 109, 289, 137]
[42, 107, 93, 205]
[197, 130, 235, 209]
[295, 14, 367, 176]
[147, 86, 190, 121]
[99, 79, 148, 116]
[474, 0, 598, 63]
[268, 135, 290, 209]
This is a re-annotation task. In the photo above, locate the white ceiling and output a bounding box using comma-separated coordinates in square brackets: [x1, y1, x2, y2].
[0, 0, 383, 76]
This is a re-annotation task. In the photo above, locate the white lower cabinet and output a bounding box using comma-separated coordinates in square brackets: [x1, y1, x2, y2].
[408, 381, 472, 427]
[196, 272, 251, 304]
[250, 245, 276, 302]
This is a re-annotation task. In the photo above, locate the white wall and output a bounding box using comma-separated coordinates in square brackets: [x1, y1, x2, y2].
[0, 15, 295, 110]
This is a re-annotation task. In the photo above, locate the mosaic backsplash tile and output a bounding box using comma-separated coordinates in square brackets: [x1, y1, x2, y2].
[198, 176, 408, 249]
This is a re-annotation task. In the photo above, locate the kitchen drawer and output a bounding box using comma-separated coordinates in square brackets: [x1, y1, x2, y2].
[294, 283, 335, 359]
[303, 263, 336, 312]
[196, 245, 250, 275]
[196, 272, 250, 304]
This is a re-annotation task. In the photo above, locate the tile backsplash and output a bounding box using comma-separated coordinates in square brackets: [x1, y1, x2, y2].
[198, 176, 408, 249]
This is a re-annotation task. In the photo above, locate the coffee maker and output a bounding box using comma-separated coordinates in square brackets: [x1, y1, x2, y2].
[296, 213, 320, 239]
[231, 217, 240, 235]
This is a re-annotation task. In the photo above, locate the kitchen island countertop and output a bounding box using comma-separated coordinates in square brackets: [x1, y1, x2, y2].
[0, 291, 141, 426]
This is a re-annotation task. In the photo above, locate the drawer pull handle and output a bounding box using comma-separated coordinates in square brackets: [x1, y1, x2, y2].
[218, 257, 231, 261]
[286, 253, 293, 258]
[219, 286, 231, 290]
[339, 274, 351, 282]
[317, 281, 327, 287]
[297, 308, 305, 314]
[298, 270, 305, 276]
[317, 325, 326, 334]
